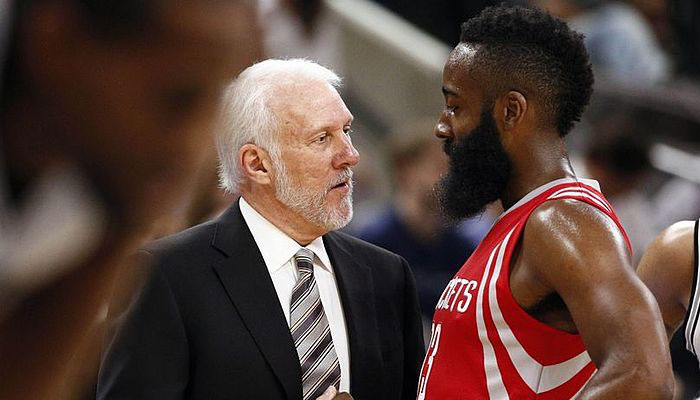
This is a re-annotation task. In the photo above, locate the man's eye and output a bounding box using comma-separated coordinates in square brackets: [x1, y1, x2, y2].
[343, 127, 354, 136]
[316, 133, 329, 143]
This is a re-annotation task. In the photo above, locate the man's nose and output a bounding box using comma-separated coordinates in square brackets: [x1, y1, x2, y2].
[334, 134, 360, 168]
[434, 115, 453, 140]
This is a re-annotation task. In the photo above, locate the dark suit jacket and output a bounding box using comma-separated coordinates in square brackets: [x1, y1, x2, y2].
[97, 202, 425, 400]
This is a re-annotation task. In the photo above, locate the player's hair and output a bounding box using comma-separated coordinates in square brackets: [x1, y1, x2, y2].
[216, 58, 342, 194]
[460, 5, 594, 135]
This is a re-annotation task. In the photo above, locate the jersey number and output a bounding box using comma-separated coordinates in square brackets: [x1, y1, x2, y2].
[417, 323, 442, 400]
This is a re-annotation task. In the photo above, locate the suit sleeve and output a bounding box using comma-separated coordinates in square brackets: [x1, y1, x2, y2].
[97, 252, 189, 400]
[400, 256, 426, 400]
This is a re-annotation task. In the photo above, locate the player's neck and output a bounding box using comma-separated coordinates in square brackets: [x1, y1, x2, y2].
[500, 139, 576, 210]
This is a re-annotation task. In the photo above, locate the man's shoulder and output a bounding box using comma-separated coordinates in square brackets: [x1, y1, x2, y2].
[327, 231, 413, 294]
[143, 218, 220, 262]
[521, 198, 632, 281]
[527, 198, 624, 243]
[327, 230, 406, 264]
[647, 220, 695, 271]
[638, 220, 695, 290]
[658, 220, 695, 250]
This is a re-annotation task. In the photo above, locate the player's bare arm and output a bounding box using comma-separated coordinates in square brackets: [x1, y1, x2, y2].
[637, 221, 695, 339]
[513, 199, 674, 399]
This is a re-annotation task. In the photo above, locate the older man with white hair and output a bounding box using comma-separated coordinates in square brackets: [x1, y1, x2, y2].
[97, 59, 425, 400]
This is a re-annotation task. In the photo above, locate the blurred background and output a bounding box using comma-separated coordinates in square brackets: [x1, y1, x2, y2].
[3, 0, 700, 398]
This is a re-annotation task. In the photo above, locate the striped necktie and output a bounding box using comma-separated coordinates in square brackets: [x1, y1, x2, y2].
[290, 248, 341, 400]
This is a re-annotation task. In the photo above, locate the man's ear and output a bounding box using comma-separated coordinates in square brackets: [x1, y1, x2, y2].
[497, 90, 527, 131]
[239, 144, 273, 186]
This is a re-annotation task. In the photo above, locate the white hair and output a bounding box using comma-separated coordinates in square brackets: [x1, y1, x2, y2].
[216, 58, 342, 193]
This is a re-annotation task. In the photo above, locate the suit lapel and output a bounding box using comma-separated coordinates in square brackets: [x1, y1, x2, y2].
[324, 233, 384, 398]
[211, 201, 302, 400]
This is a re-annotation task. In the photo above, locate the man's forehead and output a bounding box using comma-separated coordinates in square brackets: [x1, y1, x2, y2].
[271, 83, 350, 133]
[444, 43, 483, 95]
[448, 43, 480, 67]
[270, 80, 339, 113]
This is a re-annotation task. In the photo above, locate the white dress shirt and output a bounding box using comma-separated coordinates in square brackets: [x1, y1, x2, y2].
[239, 197, 351, 392]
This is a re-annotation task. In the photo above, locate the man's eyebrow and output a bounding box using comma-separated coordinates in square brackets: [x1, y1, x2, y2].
[442, 86, 459, 98]
[310, 118, 354, 135]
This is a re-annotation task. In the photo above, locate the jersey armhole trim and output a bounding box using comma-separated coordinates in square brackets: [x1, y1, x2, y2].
[683, 218, 700, 355]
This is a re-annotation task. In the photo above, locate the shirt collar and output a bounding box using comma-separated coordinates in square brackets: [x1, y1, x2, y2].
[239, 196, 333, 275]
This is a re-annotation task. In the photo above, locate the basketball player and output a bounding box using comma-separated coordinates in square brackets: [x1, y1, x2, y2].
[416, 5, 673, 399]
[638, 220, 698, 354]
[0, 1, 258, 398]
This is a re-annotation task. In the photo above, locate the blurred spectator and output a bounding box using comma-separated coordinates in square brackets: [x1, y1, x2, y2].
[357, 124, 490, 336]
[582, 99, 700, 263]
[668, 0, 700, 78]
[626, 0, 672, 48]
[283, 0, 323, 36]
[371, 0, 500, 46]
[531, 0, 670, 83]
[259, 0, 342, 73]
[147, 145, 236, 241]
[183, 155, 237, 228]
[0, 0, 259, 398]
[584, 130, 656, 262]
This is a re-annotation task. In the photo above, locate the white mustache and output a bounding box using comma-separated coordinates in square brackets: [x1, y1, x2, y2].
[327, 169, 354, 191]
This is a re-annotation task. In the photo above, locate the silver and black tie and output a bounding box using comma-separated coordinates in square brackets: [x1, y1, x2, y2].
[290, 248, 341, 400]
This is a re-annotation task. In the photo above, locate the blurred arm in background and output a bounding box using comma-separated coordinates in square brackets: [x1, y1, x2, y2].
[0, 0, 260, 398]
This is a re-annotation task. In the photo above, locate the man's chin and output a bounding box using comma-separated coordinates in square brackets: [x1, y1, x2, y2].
[321, 200, 353, 231]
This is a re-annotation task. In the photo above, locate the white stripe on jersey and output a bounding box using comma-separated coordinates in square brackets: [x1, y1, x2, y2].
[547, 189, 612, 214]
[685, 219, 700, 356]
[497, 178, 601, 223]
[486, 227, 594, 394]
[476, 240, 510, 399]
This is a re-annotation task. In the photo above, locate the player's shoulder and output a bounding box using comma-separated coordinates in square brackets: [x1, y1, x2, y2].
[527, 198, 625, 246]
[639, 220, 695, 278]
[656, 220, 695, 251]
[648, 220, 695, 268]
[521, 198, 631, 280]
[637, 221, 696, 335]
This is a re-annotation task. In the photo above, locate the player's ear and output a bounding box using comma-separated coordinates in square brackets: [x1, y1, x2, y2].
[239, 144, 273, 186]
[497, 90, 527, 131]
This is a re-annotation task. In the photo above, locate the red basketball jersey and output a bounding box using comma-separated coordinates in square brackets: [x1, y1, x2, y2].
[417, 178, 631, 399]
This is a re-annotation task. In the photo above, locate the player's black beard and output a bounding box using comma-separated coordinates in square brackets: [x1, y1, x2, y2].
[437, 108, 512, 221]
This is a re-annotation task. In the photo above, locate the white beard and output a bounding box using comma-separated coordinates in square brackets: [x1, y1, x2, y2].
[272, 159, 354, 231]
